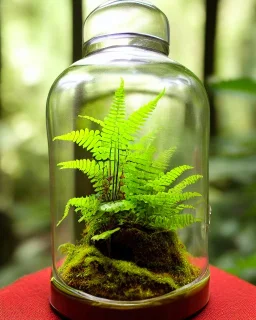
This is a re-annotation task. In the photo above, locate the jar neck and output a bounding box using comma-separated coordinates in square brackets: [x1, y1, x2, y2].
[83, 33, 169, 57]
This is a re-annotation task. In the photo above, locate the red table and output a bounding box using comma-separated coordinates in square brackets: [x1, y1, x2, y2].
[0, 266, 255, 320]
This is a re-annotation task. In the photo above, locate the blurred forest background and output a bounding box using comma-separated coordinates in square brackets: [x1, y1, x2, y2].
[0, 0, 256, 287]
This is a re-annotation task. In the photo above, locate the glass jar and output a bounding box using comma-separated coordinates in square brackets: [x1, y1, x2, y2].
[47, 1, 210, 319]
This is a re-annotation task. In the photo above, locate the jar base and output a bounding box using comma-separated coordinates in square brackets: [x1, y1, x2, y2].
[50, 272, 210, 320]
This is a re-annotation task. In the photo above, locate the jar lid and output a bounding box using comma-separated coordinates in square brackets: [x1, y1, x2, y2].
[83, 0, 170, 55]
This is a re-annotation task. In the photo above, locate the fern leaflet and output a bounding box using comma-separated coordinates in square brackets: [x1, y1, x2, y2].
[54, 128, 101, 152]
[57, 195, 99, 226]
[78, 115, 104, 127]
[91, 228, 120, 241]
[150, 214, 200, 231]
[127, 89, 165, 135]
[171, 175, 203, 192]
[153, 147, 177, 171]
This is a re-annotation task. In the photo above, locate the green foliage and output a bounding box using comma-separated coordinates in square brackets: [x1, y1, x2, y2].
[91, 228, 120, 241]
[208, 78, 256, 96]
[98, 200, 135, 213]
[54, 79, 203, 236]
[53, 128, 101, 152]
[151, 213, 201, 231]
[57, 195, 100, 226]
[153, 147, 177, 171]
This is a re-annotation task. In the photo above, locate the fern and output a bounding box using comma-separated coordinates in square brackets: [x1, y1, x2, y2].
[147, 165, 194, 192]
[150, 214, 200, 231]
[78, 115, 104, 127]
[171, 175, 203, 192]
[58, 159, 105, 177]
[54, 128, 101, 153]
[91, 228, 120, 241]
[127, 89, 165, 135]
[99, 200, 135, 214]
[54, 79, 204, 234]
[153, 147, 177, 171]
[57, 195, 100, 226]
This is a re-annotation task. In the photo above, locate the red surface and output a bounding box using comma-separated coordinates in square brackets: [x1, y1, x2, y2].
[0, 266, 255, 320]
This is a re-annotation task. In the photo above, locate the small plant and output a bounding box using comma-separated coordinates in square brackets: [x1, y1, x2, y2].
[54, 79, 203, 300]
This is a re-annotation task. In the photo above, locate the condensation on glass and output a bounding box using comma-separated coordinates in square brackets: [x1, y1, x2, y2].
[47, 1, 210, 318]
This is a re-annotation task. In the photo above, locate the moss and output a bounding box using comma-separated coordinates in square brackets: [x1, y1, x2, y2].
[94, 226, 200, 286]
[58, 227, 200, 300]
[59, 244, 178, 300]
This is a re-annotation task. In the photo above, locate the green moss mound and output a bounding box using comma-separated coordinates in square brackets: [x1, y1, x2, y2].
[95, 227, 198, 283]
[58, 228, 200, 300]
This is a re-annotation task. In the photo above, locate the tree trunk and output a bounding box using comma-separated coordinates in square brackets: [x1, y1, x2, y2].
[204, 0, 219, 138]
[72, 0, 85, 239]
[72, 0, 83, 63]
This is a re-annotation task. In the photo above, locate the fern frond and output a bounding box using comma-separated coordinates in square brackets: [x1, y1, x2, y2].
[57, 159, 105, 180]
[126, 130, 158, 172]
[147, 165, 194, 191]
[99, 200, 135, 214]
[131, 129, 158, 151]
[127, 146, 156, 172]
[132, 192, 201, 210]
[57, 195, 99, 226]
[101, 78, 126, 138]
[150, 214, 201, 231]
[157, 165, 194, 187]
[91, 227, 120, 241]
[153, 147, 177, 171]
[122, 162, 159, 197]
[78, 115, 104, 127]
[146, 203, 196, 222]
[171, 175, 203, 192]
[94, 79, 131, 162]
[175, 204, 195, 211]
[127, 89, 165, 135]
[167, 191, 202, 203]
[53, 128, 101, 152]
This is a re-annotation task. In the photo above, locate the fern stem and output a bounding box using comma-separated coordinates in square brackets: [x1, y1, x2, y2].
[102, 164, 106, 201]
[112, 140, 117, 201]
[108, 140, 113, 202]
[115, 128, 120, 200]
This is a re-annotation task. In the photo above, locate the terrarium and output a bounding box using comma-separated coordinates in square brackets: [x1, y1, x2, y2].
[47, 1, 210, 319]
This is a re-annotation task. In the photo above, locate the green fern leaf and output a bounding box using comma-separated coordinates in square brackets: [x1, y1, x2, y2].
[153, 147, 177, 171]
[130, 129, 158, 152]
[57, 159, 105, 179]
[57, 195, 99, 226]
[146, 203, 196, 221]
[148, 165, 194, 191]
[101, 78, 127, 140]
[91, 227, 120, 241]
[171, 175, 203, 192]
[78, 115, 104, 127]
[175, 204, 195, 212]
[94, 79, 132, 163]
[127, 89, 165, 135]
[122, 162, 159, 197]
[167, 191, 202, 205]
[132, 192, 201, 209]
[99, 200, 135, 214]
[150, 214, 200, 231]
[53, 128, 101, 152]
[169, 214, 201, 230]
